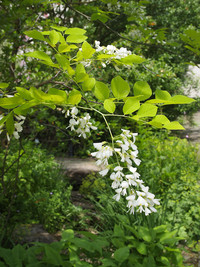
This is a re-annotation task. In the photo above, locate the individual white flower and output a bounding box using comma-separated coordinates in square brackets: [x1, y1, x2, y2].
[110, 167, 124, 188]
[113, 188, 122, 201]
[106, 45, 116, 54]
[126, 194, 136, 214]
[14, 121, 24, 132]
[71, 107, 78, 118]
[13, 131, 20, 139]
[130, 150, 141, 166]
[69, 118, 77, 131]
[99, 167, 110, 176]
[121, 181, 129, 196]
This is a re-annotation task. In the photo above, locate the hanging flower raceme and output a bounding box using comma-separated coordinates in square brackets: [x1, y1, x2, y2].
[63, 107, 97, 139]
[91, 129, 160, 216]
[0, 114, 25, 141]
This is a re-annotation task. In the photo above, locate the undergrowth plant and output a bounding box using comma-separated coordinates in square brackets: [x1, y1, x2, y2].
[0, 25, 197, 264]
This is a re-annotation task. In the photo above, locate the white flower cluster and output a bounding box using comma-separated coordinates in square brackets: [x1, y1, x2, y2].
[91, 129, 160, 216]
[95, 41, 132, 59]
[94, 41, 132, 68]
[0, 114, 25, 141]
[64, 107, 97, 139]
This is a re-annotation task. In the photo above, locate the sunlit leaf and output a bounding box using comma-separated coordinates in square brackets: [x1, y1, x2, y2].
[104, 99, 116, 113]
[111, 76, 130, 99]
[94, 81, 110, 100]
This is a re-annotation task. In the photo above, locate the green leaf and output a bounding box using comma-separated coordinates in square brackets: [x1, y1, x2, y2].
[44, 246, 63, 266]
[51, 26, 68, 32]
[133, 81, 152, 101]
[49, 30, 60, 46]
[104, 99, 116, 113]
[61, 229, 74, 242]
[39, 61, 59, 69]
[0, 82, 9, 89]
[14, 100, 41, 115]
[111, 76, 130, 99]
[148, 120, 163, 128]
[151, 115, 170, 125]
[0, 96, 24, 109]
[58, 44, 78, 53]
[67, 35, 87, 43]
[113, 225, 124, 237]
[16, 87, 33, 100]
[163, 121, 185, 130]
[24, 30, 45, 41]
[82, 78, 96, 91]
[153, 225, 167, 234]
[155, 89, 171, 100]
[158, 230, 178, 244]
[136, 242, 147, 255]
[65, 28, 86, 35]
[68, 89, 82, 105]
[159, 256, 170, 266]
[138, 226, 152, 242]
[82, 41, 96, 59]
[48, 88, 67, 100]
[72, 238, 94, 252]
[25, 51, 53, 63]
[94, 81, 110, 100]
[91, 12, 110, 23]
[75, 65, 88, 83]
[123, 98, 140, 114]
[6, 112, 14, 135]
[55, 54, 70, 70]
[137, 104, 158, 118]
[101, 258, 117, 266]
[120, 54, 145, 65]
[170, 95, 195, 104]
[114, 247, 130, 262]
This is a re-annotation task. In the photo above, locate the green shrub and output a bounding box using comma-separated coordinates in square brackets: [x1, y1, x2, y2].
[137, 130, 200, 241]
[0, 140, 84, 243]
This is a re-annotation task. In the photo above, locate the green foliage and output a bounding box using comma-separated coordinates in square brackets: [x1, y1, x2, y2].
[0, 224, 184, 266]
[0, 140, 83, 239]
[137, 129, 200, 240]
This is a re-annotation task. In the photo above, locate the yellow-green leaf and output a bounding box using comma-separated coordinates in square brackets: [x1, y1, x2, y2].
[0, 96, 24, 109]
[82, 41, 96, 59]
[68, 89, 82, 105]
[49, 30, 60, 46]
[155, 89, 171, 100]
[94, 81, 110, 100]
[16, 87, 33, 100]
[170, 95, 195, 104]
[0, 83, 9, 89]
[25, 51, 53, 63]
[164, 121, 185, 130]
[120, 54, 145, 65]
[82, 78, 96, 91]
[123, 98, 140, 115]
[66, 35, 87, 43]
[24, 30, 45, 41]
[55, 54, 70, 70]
[104, 99, 116, 113]
[111, 76, 130, 100]
[133, 81, 152, 101]
[65, 28, 86, 35]
[137, 104, 158, 118]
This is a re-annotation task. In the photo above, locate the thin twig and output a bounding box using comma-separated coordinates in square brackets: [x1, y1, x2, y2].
[35, 71, 61, 88]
